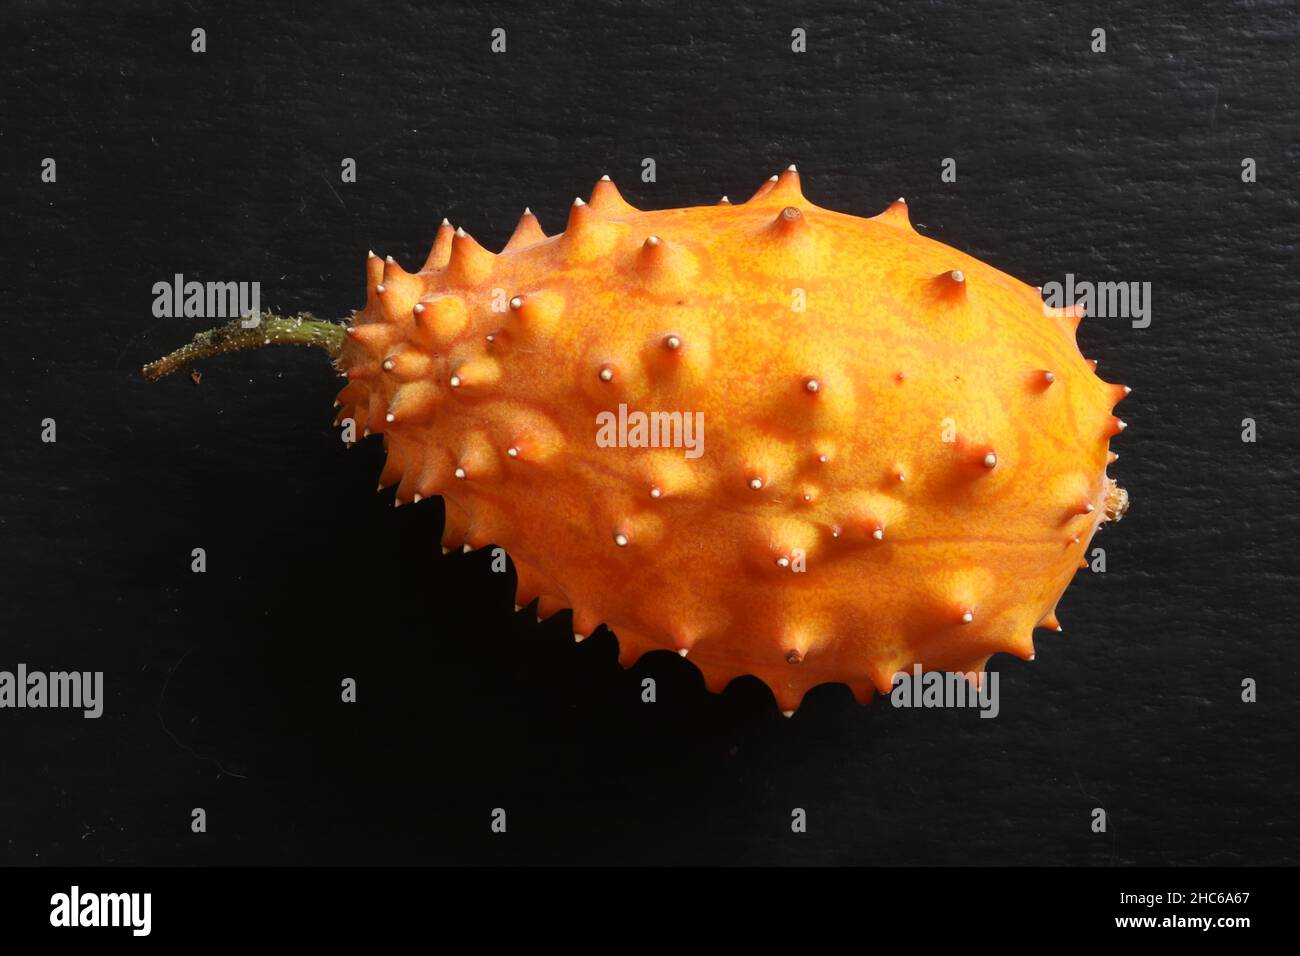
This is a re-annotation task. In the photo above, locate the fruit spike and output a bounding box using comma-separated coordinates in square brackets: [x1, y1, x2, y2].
[143, 169, 1131, 717]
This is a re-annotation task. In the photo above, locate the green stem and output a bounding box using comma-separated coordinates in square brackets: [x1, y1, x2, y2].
[142, 312, 346, 382]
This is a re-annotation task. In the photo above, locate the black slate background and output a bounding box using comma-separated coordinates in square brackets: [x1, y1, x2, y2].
[2, 1, 1297, 866]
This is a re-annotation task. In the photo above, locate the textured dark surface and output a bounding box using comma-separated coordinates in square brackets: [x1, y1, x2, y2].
[2, 1, 1298, 865]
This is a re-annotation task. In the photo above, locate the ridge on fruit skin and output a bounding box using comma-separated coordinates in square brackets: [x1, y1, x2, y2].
[328, 166, 1130, 716]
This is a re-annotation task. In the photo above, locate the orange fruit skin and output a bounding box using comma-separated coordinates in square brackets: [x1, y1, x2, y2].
[335, 168, 1128, 713]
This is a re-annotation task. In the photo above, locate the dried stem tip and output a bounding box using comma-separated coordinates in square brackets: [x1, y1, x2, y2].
[141, 313, 346, 382]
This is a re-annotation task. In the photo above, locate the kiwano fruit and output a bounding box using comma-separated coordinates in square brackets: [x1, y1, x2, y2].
[146, 167, 1129, 715]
